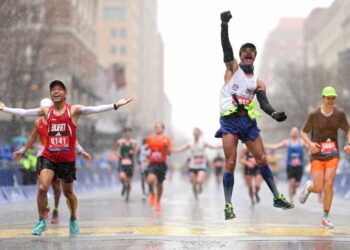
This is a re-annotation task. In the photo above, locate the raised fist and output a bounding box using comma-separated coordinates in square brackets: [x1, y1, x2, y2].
[221, 11, 232, 23]
[272, 111, 287, 122]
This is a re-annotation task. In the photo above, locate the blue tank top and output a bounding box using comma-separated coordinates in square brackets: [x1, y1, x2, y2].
[287, 139, 304, 167]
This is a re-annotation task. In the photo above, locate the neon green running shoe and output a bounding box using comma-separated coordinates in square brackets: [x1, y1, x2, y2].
[273, 194, 294, 209]
[69, 219, 80, 238]
[224, 202, 236, 220]
[32, 219, 47, 236]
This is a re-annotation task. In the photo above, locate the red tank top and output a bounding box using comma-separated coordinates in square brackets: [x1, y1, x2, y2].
[37, 117, 48, 146]
[42, 104, 76, 163]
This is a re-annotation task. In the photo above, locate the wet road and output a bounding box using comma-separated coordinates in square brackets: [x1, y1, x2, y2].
[0, 170, 350, 250]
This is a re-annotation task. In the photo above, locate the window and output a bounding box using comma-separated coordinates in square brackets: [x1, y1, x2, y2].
[119, 28, 127, 39]
[110, 46, 117, 55]
[120, 46, 127, 55]
[110, 28, 117, 38]
[103, 8, 127, 21]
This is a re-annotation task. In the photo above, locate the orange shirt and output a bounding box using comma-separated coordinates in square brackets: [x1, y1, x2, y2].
[146, 134, 172, 163]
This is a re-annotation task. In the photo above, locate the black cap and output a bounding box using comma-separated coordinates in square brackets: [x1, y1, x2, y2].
[49, 80, 67, 92]
[239, 43, 257, 56]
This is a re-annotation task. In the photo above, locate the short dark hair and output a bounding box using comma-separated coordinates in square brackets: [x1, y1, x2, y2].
[124, 127, 132, 132]
[49, 80, 67, 92]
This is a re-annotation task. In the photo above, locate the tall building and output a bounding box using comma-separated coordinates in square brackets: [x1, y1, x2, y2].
[305, 0, 350, 70]
[97, 0, 170, 136]
[0, 0, 99, 140]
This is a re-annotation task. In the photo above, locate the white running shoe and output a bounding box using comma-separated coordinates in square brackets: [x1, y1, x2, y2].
[299, 180, 312, 204]
[321, 217, 335, 229]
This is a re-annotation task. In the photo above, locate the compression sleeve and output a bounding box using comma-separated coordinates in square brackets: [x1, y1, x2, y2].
[221, 23, 234, 63]
[80, 104, 114, 115]
[3, 107, 40, 116]
[256, 90, 276, 116]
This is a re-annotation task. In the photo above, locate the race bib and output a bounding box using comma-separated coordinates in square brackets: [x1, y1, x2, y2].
[232, 96, 251, 105]
[194, 155, 205, 164]
[150, 151, 162, 162]
[320, 141, 337, 155]
[121, 158, 132, 165]
[48, 133, 70, 152]
[291, 158, 301, 167]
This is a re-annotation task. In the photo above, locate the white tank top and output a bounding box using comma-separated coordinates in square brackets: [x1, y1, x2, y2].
[189, 141, 206, 170]
[220, 67, 257, 115]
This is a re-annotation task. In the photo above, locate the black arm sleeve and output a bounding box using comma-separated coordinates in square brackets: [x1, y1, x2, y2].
[221, 23, 234, 63]
[256, 90, 276, 116]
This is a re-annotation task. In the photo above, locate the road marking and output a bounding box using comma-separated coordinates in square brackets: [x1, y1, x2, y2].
[1, 226, 350, 238]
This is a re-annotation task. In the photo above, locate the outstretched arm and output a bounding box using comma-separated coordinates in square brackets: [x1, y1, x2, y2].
[172, 143, 190, 153]
[220, 11, 238, 83]
[0, 102, 45, 117]
[75, 98, 133, 115]
[265, 139, 288, 150]
[204, 141, 223, 150]
[256, 80, 287, 122]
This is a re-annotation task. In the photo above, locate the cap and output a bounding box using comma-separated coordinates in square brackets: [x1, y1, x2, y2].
[49, 80, 67, 92]
[40, 98, 53, 107]
[322, 86, 337, 97]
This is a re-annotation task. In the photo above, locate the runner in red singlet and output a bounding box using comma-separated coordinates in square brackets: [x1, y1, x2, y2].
[1, 80, 132, 237]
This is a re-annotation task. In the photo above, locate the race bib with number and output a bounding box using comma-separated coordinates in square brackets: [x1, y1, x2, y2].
[121, 158, 133, 165]
[320, 141, 338, 155]
[150, 151, 162, 162]
[48, 132, 70, 152]
[194, 155, 205, 164]
[232, 96, 252, 105]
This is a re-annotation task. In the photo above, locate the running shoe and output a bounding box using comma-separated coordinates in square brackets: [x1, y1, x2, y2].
[32, 220, 47, 236]
[224, 202, 236, 220]
[321, 217, 334, 229]
[51, 210, 59, 224]
[148, 194, 156, 206]
[44, 207, 50, 221]
[69, 219, 80, 238]
[299, 180, 312, 204]
[273, 194, 294, 209]
[155, 202, 162, 212]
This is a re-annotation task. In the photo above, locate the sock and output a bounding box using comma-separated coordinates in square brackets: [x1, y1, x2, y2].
[53, 207, 59, 212]
[324, 210, 329, 218]
[260, 165, 279, 198]
[223, 172, 234, 204]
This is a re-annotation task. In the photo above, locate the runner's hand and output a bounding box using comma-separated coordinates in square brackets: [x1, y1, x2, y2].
[310, 142, 320, 154]
[12, 151, 23, 161]
[344, 145, 350, 154]
[220, 11, 232, 23]
[271, 111, 287, 122]
[81, 151, 92, 161]
[115, 98, 133, 109]
[0, 102, 5, 111]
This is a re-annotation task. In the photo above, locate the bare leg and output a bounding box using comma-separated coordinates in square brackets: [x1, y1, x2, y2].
[61, 182, 77, 219]
[37, 169, 54, 220]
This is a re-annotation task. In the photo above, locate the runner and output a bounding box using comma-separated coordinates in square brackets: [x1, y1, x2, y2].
[173, 128, 221, 200]
[299, 86, 350, 228]
[137, 138, 150, 201]
[0, 79, 132, 237]
[12, 98, 92, 224]
[216, 11, 293, 220]
[238, 146, 261, 206]
[212, 153, 225, 185]
[267, 127, 307, 204]
[114, 127, 137, 202]
[145, 121, 172, 211]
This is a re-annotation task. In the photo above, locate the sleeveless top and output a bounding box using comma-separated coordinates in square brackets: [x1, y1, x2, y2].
[189, 141, 206, 170]
[119, 139, 135, 166]
[220, 67, 257, 116]
[42, 104, 76, 163]
[287, 139, 304, 167]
